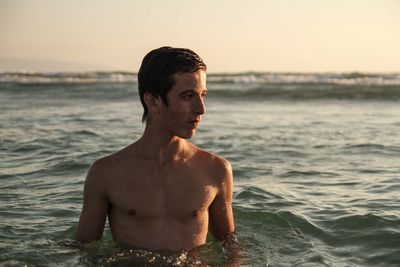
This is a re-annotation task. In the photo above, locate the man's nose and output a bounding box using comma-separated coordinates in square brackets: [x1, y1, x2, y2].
[194, 96, 206, 115]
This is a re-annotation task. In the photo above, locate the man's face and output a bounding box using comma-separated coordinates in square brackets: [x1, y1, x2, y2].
[160, 69, 207, 139]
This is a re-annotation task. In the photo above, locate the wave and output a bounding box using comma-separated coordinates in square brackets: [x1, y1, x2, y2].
[0, 71, 137, 83]
[1, 71, 400, 85]
[209, 72, 400, 86]
[210, 84, 400, 100]
[1, 71, 400, 100]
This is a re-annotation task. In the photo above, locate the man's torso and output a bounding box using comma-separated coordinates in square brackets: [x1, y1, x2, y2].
[102, 143, 219, 251]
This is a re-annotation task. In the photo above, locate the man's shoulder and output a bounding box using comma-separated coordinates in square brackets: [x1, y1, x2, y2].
[87, 154, 117, 180]
[91, 154, 114, 170]
[195, 147, 233, 192]
[89, 142, 142, 174]
[91, 148, 127, 171]
[94, 142, 137, 166]
[210, 153, 233, 183]
[190, 143, 232, 178]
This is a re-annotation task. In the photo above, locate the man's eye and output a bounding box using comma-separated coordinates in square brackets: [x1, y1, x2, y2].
[181, 94, 193, 99]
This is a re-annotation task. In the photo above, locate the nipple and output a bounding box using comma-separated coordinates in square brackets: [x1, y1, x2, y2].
[128, 209, 136, 216]
[192, 210, 199, 217]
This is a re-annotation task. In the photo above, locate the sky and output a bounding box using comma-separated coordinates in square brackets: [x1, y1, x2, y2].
[1, 0, 399, 73]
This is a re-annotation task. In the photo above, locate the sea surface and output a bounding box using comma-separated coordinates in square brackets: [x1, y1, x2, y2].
[1, 72, 400, 266]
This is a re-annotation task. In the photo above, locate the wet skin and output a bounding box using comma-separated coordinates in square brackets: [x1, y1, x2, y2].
[75, 70, 235, 251]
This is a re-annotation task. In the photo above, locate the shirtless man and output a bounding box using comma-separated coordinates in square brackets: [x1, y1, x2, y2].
[75, 47, 235, 252]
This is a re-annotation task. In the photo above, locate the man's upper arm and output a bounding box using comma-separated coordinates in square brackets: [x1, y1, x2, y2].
[75, 159, 110, 242]
[209, 158, 235, 241]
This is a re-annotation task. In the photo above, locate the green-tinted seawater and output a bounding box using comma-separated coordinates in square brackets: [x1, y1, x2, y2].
[1, 77, 400, 266]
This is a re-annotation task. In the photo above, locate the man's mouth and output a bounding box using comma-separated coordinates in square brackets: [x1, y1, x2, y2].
[188, 119, 200, 128]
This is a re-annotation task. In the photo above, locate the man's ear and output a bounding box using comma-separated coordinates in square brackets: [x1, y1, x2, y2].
[143, 92, 161, 114]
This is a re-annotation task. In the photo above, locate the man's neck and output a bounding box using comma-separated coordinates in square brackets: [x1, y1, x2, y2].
[137, 125, 189, 166]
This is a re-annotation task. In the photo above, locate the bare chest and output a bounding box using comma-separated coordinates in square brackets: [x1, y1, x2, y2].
[108, 166, 217, 220]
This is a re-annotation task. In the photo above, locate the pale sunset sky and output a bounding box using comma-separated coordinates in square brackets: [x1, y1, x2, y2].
[1, 0, 399, 72]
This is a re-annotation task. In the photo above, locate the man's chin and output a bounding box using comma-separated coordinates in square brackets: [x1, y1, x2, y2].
[178, 130, 196, 139]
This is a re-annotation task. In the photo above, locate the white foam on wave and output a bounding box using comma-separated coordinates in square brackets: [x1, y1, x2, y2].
[1, 71, 400, 86]
[207, 72, 400, 86]
[0, 71, 137, 83]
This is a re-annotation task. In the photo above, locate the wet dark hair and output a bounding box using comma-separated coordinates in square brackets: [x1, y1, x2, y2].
[138, 46, 207, 122]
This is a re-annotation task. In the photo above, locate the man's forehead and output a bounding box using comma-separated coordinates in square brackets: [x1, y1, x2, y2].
[172, 69, 206, 79]
[171, 70, 207, 89]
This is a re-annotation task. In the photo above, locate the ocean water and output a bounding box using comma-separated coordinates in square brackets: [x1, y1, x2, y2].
[1, 72, 400, 266]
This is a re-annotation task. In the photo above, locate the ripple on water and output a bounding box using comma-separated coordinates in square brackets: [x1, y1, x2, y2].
[342, 143, 400, 157]
[317, 213, 400, 265]
[234, 206, 333, 266]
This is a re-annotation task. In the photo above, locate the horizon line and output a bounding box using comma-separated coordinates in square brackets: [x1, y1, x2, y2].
[1, 69, 400, 75]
